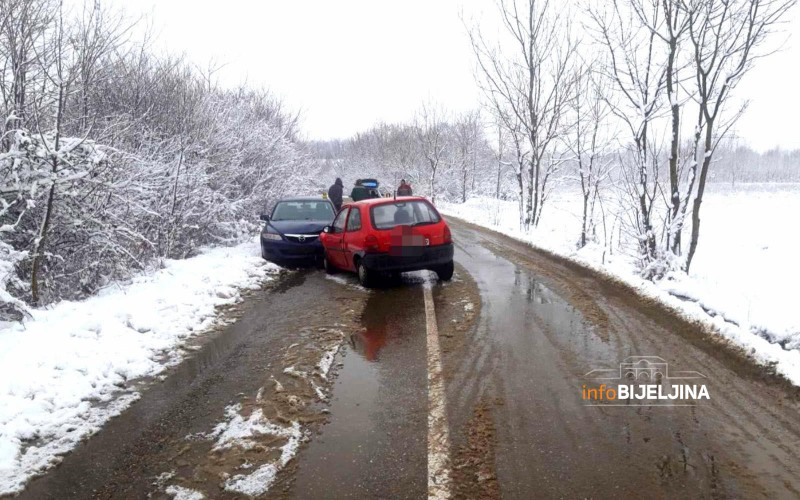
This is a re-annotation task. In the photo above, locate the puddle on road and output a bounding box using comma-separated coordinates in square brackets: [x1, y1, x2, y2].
[157, 269, 311, 389]
[349, 278, 420, 360]
[289, 275, 428, 499]
[464, 239, 619, 368]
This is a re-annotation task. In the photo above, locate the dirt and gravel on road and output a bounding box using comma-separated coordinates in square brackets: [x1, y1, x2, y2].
[10, 218, 800, 500]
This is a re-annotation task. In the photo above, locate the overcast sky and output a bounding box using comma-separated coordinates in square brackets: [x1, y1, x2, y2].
[126, 0, 800, 152]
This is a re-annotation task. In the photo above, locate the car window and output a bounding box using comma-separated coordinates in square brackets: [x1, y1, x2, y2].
[272, 201, 334, 221]
[332, 208, 349, 233]
[370, 200, 441, 230]
[346, 207, 362, 231]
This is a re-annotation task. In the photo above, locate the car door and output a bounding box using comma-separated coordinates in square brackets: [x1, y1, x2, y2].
[324, 207, 349, 267]
[342, 206, 363, 271]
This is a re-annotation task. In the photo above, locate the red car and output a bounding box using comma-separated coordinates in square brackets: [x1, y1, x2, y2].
[320, 196, 454, 287]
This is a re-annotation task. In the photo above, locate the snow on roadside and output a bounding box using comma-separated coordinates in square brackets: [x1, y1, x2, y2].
[440, 187, 800, 386]
[0, 241, 29, 321]
[0, 236, 281, 496]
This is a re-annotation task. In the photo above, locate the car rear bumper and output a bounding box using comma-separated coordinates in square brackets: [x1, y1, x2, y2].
[261, 236, 323, 263]
[361, 243, 454, 272]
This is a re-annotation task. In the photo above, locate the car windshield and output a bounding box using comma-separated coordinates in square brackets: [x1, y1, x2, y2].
[370, 200, 440, 230]
[271, 201, 334, 221]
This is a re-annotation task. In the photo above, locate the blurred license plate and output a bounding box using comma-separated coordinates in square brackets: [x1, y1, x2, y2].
[402, 234, 427, 246]
[390, 230, 429, 257]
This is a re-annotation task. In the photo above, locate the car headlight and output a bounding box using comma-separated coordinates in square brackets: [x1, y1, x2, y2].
[262, 232, 282, 241]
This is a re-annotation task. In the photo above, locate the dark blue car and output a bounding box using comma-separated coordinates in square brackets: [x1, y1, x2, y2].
[260, 198, 337, 266]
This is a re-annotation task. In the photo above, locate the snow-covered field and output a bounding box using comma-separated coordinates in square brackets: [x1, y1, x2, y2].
[0, 237, 280, 496]
[440, 183, 800, 385]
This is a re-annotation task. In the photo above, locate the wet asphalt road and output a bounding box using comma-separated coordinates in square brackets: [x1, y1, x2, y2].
[445, 221, 800, 499]
[12, 218, 800, 499]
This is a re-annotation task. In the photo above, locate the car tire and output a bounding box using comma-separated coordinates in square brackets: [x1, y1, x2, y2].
[323, 255, 337, 274]
[356, 259, 374, 288]
[435, 261, 454, 281]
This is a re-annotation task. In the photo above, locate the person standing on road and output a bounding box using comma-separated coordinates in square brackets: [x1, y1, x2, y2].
[351, 179, 370, 202]
[397, 179, 412, 196]
[328, 178, 344, 211]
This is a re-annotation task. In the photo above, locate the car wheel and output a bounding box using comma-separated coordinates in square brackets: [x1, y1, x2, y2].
[323, 254, 337, 274]
[356, 260, 374, 288]
[261, 244, 268, 260]
[435, 261, 454, 281]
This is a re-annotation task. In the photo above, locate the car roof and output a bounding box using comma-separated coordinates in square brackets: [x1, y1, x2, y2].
[276, 197, 332, 203]
[347, 196, 427, 207]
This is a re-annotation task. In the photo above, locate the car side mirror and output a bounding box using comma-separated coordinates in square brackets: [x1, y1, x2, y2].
[260, 214, 270, 222]
[323, 226, 331, 233]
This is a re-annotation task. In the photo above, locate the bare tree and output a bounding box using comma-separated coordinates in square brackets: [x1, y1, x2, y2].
[71, 0, 136, 133]
[499, 103, 529, 228]
[469, 0, 578, 228]
[386, 124, 420, 189]
[628, 0, 695, 254]
[415, 103, 448, 203]
[568, 64, 616, 248]
[453, 110, 481, 203]
[310, 116, 499, 203]
[29, 0, 80, 304]
[471, 44, 528, 226]
[587, 0, 668, 263]
[0, 0, 53, 141]
[684, 0, 795, 271]
[493, 121, 509, 200]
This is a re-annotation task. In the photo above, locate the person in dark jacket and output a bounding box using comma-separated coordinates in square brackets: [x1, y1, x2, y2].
[328, 178, 344, 211]
[397, 179, 413, 196]
[351, 179, 370, 202]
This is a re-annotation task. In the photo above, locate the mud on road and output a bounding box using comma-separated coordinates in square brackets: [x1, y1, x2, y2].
[17, 270, 370, 500]
[12, 218, 800, 500]
[15, 264, 481, 500]
[444, 218, 800, 499]
[286, 268, 483, 500]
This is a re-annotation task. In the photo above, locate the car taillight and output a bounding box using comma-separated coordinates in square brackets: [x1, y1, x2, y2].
[443, 225, 452, 244]
[365, 234, 380, 252]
